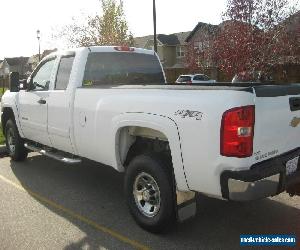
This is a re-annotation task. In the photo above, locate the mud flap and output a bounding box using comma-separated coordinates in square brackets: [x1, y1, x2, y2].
[176, 191, 197, 222]
[287, 183, 300, 196]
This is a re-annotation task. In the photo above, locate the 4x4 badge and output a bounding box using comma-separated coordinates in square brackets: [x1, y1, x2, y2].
[290, 117, 300, 127]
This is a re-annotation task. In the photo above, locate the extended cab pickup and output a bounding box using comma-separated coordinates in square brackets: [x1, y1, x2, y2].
[1, 46, 300, 232]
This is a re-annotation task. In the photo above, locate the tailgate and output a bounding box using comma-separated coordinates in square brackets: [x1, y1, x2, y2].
[253, 84, 300, 162]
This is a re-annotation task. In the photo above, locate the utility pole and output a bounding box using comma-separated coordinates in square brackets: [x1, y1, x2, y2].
[153, 0, 157, 53]
[36, 30, 41, 61]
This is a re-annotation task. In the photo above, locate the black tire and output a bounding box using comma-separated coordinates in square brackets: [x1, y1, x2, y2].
[124, 154, 175, 233]
[5, 119, 28, 161]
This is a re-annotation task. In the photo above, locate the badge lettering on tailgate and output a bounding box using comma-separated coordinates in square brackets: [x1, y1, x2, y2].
[254, 149, 278, 161]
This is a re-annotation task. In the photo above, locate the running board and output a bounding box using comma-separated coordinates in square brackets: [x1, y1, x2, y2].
[24, 143, 81, 164]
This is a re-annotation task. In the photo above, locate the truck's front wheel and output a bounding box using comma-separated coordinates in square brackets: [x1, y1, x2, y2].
[124, 154, 175, 233]
[5, 119, 28, 161]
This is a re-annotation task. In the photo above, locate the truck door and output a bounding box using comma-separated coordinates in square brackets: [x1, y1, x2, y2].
[18, 57, 57, 146]
[47, 54, 75, 154]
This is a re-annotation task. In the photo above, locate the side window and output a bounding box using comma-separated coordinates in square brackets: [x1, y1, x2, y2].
[55, 56, 75, 90]
[194, 75, 204, 81]
[32, 59, 56, 91]
[203, 75, 210, 81]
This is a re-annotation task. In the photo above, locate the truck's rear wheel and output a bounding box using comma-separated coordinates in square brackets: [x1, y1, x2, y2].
[5, 119, 28, 161]
[124, 154, 175, 233]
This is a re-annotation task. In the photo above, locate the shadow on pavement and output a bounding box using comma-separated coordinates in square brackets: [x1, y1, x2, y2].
[10, 154, 300, 250]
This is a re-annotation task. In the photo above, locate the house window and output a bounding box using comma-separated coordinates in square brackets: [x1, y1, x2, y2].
[194, 41, 202, 51]
[194, 41, 209, 52]
[196, 57, 212, 68]
[176, 46, 185, 58]
[4, 66, 10, 75]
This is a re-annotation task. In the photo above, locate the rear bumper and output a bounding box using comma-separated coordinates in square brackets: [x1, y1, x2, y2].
[221, 148, 300, 201]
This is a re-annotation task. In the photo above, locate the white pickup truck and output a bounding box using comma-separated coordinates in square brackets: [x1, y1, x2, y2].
[1, 46, 300, 232]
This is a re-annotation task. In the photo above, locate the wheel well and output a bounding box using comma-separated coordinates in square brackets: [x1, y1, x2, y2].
[117, 126, 172, 168]
[1, 108, 15, 135]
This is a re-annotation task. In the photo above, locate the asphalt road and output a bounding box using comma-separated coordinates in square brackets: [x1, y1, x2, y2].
[0, 153, 299, 250]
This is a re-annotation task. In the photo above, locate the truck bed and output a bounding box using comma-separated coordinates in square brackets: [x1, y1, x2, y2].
[82, 83, 300, 97]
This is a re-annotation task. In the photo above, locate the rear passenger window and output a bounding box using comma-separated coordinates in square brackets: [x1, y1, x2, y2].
[55, 56, 75, 90]
[194, 75, 204, 81]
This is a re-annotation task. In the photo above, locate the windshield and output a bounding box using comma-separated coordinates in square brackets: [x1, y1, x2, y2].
[83, 52, 165, 86]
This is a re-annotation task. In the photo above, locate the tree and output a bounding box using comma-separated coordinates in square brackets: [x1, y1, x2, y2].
[58, 0, 133, 47]
[214, 0, 299, 78]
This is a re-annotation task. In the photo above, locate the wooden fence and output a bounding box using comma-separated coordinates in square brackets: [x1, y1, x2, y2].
[164, 64, 300, 84]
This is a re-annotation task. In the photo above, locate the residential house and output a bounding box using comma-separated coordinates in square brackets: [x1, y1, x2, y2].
[284, 10, 300, 37]
[134, 32, 190, 69]
[27, 48, 57, 74]
[273, 11, 300, 82]
[27, 54, 40, 74]
[0, 60, 3, 78]
[0, 57, 29, 79]
[185, 22, 218, 70]
[0, 60, 5, 88]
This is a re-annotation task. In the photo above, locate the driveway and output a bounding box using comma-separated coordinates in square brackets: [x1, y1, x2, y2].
[0, 153, 299, 249]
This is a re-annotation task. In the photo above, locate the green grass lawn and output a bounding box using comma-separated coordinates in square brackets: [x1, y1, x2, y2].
[0, 124, 5, 145]
[0, 88, 7, 144]
[0, 88, 7, 96]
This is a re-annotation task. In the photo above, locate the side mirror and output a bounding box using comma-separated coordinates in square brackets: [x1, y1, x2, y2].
[19, 79, 28, 90]
[9, 72, 19, 92]
[27, 79, 36, 91]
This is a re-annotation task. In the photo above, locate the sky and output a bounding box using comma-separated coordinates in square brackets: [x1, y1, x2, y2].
[0, 0, 228, 60]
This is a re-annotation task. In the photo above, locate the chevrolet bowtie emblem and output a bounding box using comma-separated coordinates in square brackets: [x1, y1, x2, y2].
[290, 117, 300, 127]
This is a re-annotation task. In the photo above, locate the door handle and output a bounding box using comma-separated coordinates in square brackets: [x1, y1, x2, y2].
[38, 99, 46, 104]
[289, 97, 300, 111]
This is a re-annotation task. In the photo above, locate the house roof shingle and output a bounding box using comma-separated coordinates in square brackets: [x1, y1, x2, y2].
[134, 31, 190, 48]
[5, 57, 29, 66]
[134, 35, 154, 48]
[175, 31, 190, 44]
[157, 34, 180, 45]
[185, 22, 218, 42]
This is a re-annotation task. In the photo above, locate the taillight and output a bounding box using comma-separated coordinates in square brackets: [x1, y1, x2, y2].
[187, 80, 192, 84]
[114, 46, 134, 52]
[220, 105, 255, 158]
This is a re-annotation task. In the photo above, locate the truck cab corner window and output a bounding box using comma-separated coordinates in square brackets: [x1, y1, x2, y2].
[55, 56, 75, 90]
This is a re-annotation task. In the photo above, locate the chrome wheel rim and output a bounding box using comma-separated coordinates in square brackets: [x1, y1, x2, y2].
[133, 172, 161, 217]
[7, 128, 16, 154]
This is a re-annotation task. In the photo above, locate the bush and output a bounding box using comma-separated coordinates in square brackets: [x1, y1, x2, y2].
[0, 88, 7, 96]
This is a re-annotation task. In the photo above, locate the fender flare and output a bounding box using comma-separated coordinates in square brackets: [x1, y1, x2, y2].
[1, 102, 24, 138]
[112, 112, 189, 191]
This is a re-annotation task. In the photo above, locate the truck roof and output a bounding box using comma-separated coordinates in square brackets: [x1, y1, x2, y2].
[44, 46, 155, 60]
